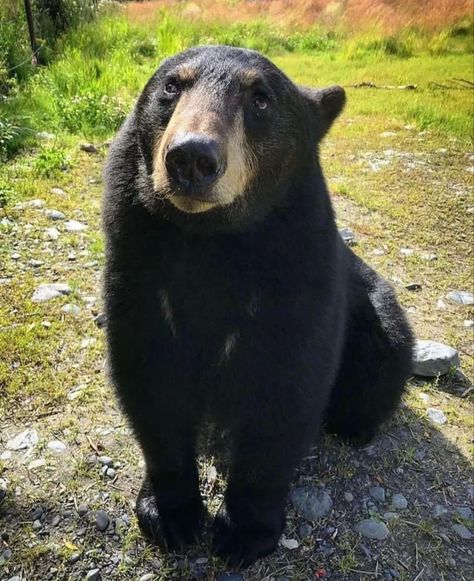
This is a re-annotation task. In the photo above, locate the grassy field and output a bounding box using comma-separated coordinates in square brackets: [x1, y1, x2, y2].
[0, 2, 473, 580]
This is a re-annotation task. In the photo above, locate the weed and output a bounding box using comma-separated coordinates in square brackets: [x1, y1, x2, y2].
[34, 147, 71, 177]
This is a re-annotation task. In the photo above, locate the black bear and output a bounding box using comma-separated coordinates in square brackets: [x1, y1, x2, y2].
[103, 45, 413, 568]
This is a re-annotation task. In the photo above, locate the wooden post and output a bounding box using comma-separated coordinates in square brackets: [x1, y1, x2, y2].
[23, 0, 38, 65]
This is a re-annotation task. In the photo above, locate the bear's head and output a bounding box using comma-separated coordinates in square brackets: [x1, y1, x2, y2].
[134, 45, 345, 229]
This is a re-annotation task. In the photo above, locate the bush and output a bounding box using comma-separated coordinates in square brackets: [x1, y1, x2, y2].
[34, 146, 71, 176]
[59, 90, 126, 135]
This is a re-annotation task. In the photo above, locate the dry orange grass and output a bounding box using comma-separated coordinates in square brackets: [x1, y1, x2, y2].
[124, 0, 472, 31]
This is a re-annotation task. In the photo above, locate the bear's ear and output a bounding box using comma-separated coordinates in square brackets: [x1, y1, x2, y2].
[299, 85, 346, 139]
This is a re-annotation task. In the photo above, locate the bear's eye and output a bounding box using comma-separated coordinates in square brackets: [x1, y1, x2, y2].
[251, 94, 269, 111]
[164, 80, 180, 97]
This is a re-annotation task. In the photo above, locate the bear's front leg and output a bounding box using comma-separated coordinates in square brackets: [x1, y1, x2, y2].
[212, 392, 320, 568]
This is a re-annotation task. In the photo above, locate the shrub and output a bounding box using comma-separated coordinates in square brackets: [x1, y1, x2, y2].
[34, 146, 71, 176]
[59, 91, 127, 135]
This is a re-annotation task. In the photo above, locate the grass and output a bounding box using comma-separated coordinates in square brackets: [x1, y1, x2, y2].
[0, 3, 473, 580]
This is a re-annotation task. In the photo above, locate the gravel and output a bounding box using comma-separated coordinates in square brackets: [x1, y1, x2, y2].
[95, 510, 110, 532]
[446, 290, 474, 306]
[451, 524, 473, 540]
[6, 429, 39, 451]
[370, 486, 386, 502]
[65, 219, 88, 232]
[391, 493, 408, 510]
[31, 283, 71, 303]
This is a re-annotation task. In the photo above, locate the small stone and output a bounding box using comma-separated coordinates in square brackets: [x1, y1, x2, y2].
[433, 504, 448, 518]
[298, 522, 313, 538]
[139, 575, 154, 581]
[11, 252, 20, 260]
[289, 486, 333, 520]
[105, 467, 116, 479]
[86, 569, 101, 581]
[29, 259, 44, 268]
[412, 340, 460, 377]
[6, 429, 39, 451]
[0, 451, 12, 460]
[32, 519, 42, 530]
[69, 552, 81, 564]
[80, 143, 99, 154]
[65, 219, 87, 232]
[1, 548, 12, 561]
[463, 320, 474, 328]
[94, 312, 106, 328]
[339, 227, 357, 246]
[383, 512, 399, 521]
[344, 491, 354, 502]
[32, 507, 43, 520]
[98, 455, 113, 467]
[95, 510, 109, 531]
[77, 504, 89, 517]
[32, 283, 71, 302]
[47, 440, 67, 453]
[391, 493, 408, 510]
[451, 523, 473, 540]
[447, 290, 474, 306]
[427, 407, 447, 425]
[355, 518, 390, 540]
[456, 506, 473, 520]
[421, 252, 437, 261]
[400, 248, 414, 256]
[28, 458, 46, 470]
[370, 487, 386, 503]
[27, 199, 45, 209]
[6, 577, 21, 581]
[405, 283, 422, 291]
[67, 252, 77, 261]
[45, 227, 60, 240]
[61, 303, 81, 315]
[51, 515, 61, 526]
[45, 209, 65, 221]
[380, 131, 397, 137]
[51, 187, 66, 196]
[280, 536, 299, 550]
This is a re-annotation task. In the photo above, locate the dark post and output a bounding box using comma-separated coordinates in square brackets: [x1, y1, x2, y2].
[23, 0, 38, 65]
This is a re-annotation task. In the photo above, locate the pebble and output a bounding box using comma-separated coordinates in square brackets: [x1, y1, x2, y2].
[77, 503, 89, 517]
[32, 519, 42, 530]
[412, 340, 460, 377]
[433, 504, 448, 518]
[95, 510, 109, 531]
[45, 227, 60, 240]
[0, 451, 12, 460]
[26, 199, 45, 209]
[421, 252, 437, 261]
[456, 506, 473, 520]
[51, 187, 66, 196]
[98, 455, 113, 467]
[11, 252, 20, 260]
[355, 518, 390, 540]
[67, 252, 77, 261]
[280, 536, 299, 550]
[45, 209, 65, 220]
[139, 575, 154, 581]
[463, 320, 474, 328]
[405, 283, 422, 291]
[339, 227, 357, 246]
[6, 429, 39, 451]
[344, 491, 354, 502]
[391, 493, 408, 510]
[32, 283, 71, 302]
[451, 523, 473, 540]
[427, 407, 447, 425]
[7, 577, 21, 581]
[383, 512, 399, 521]
[298, 522, 313, 538]
[447, 290, 474, 306]
[65, 219, 87, 232]
[86, 569, 100, 581]
[47, 440, 67, 453]
[289, 486, 333, 520]
[400, 248, 414, 256]
[80, 143, 99, 154]
[51, 515, 61, 526]
[32, 507, 43, 520]
[105, 467, 116, 479]
[29, 259, 44, 268]
[69, 552, 81, 564]
[94, 312, 107, 328]
[61, 304, 81, 315]
[370, 486, 386, 502]
[28, 458, 46, 470]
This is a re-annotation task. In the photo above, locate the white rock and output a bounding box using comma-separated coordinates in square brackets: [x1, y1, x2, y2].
[45, 209, 65, 221]
[45, 227, 60, 240]
[32, 283, 71, 302]
[463, 320, 474, 328]
[412, 340, 460, 377]
[61, 304, 81, 315]
[400, 248, 414, 257]
[380, 131, 397, 137]
[427, 408, 447, 425]
[28, 458, 46, 470]
[50, 187, 66, 196]
[47, 440, 67, 453]
[0, 451, 12, 461]
[65, 220, 87, 232]
[6, 429, 39, 451]
[26, 199, 45, 209]
[280, 536, 299, 550]
[447, 290, 474, 306]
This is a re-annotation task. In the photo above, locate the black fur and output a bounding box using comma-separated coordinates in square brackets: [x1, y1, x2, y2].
[103, 46, 413, 568]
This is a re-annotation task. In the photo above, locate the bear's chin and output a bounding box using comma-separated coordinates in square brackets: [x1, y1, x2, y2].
[168, 195, 220, 214]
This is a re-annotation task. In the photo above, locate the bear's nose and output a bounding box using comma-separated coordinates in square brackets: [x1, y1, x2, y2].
[165, 133, 222, 190]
